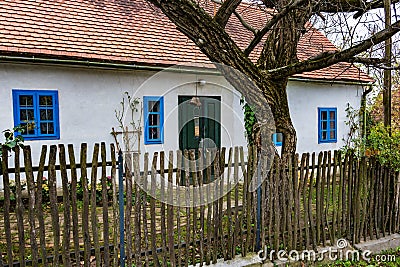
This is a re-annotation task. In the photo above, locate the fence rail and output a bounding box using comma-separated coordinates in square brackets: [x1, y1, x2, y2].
[1, 144, 400, 266]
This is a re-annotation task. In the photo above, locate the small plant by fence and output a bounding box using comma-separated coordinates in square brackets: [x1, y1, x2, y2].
[1, 144, 400, 266]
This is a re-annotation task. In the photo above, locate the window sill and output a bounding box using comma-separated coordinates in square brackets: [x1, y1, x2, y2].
[144, 141, 163, 145]
[318, 140, 337, 144]
[22, 136, 60, 141]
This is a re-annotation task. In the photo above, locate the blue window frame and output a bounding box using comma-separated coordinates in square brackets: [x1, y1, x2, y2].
[272, 133, 283, 146]
[12, 90, 60, 140]
[144, 96, 164, 144]
[318, 107, 337, 143]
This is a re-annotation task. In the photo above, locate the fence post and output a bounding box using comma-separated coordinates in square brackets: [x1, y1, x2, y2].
[118, 151, 125, 267]
[256, 152, 261, 252]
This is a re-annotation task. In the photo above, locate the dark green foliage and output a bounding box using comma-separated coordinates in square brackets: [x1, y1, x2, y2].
[240, 97, 257, 146]
[342, 104, 400, 170]
[366, 123, 400, 170]
[75, 176, 113, 205]
[0, 125, 26, 157]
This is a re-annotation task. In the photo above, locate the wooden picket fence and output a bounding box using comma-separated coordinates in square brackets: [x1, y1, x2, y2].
[1, 144, 400, 266]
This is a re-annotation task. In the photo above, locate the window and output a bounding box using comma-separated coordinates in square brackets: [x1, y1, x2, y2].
[318, 107, 337, 143]
[12, 90, 60, 140]
[144, 96, 164, 144]
[272, 133, 283, 146]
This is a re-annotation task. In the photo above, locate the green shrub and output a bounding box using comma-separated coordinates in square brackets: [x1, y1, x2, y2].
[366, 123, 400, 170]
[342, 104, 400, 170]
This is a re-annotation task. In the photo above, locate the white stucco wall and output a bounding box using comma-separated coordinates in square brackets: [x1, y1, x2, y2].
[287, 80, 362, 154]
[0, 62, 363, 166]
[0, 63, 247, 167]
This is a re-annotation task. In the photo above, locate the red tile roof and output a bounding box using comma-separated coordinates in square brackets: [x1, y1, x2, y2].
[0, 0, 373, 83]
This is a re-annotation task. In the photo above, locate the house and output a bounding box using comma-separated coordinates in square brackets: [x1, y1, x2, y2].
[0, 0, 373, 164]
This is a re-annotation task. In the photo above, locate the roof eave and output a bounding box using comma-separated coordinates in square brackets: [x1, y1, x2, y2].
[0, 54, 374, 85]
[0, 54, 222, 75]
[289, 76, 374, 86]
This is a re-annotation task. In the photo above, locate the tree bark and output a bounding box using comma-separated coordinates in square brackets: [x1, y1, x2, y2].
[217, 65, 297, 155]
[267, 79, 298, 155]
[256, 0, 310, 154]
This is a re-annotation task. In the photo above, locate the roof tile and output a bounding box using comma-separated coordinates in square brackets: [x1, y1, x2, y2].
[0, 0, 372, 82]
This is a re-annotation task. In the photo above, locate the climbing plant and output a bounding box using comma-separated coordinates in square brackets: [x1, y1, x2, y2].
[0, 125, 26, 157]
[111, 91, 142, 153]
[240, 97, 257, 146]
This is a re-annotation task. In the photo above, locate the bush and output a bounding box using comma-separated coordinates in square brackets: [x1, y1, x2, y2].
[342, 104, 400, 170]
[343, 121, 400, 170]
[366, 123, 400, 170]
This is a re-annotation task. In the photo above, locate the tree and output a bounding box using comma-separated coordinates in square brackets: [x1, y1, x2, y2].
[371, 84, 400, 131]
[145, 0, 400, 156]
[314, 1, 400, 131]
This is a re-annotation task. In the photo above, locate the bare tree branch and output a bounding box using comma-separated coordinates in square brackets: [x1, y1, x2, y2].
[260, 0, 276, 8]
[214, 0, 242, 27]
[349, 57, 400, 69]
[313, 0, 399, 13]
[353, 0, 399, 18]
[233, 10, 258, 34]
[268, 19, 400, 78]
[244, 0, 309, 56]
[348, 57, 386, 65]
[210, 0, 257, 32]
[259, 0, 400, 12]
[379, 65, 400, 69]
[313, 0, 367, 13]
[146, 0, 260, 76]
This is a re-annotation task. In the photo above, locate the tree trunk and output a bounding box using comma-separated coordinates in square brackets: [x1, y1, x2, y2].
[266, 78, 297, 156]
[216, 65, 297, 156]
[147, 0, 305, 156]
[255, 1, 309, 155]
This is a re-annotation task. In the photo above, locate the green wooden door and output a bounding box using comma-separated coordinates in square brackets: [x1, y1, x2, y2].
[178, 96, 221, 151]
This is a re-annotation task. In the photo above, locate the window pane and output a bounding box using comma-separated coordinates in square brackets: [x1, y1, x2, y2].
[330, 130, 335, 139]
[330, 121, 335, 130]
[40, 109, 53, 121]
[322, 131, 327, 140]
[21, 123, 35, 135]
[148, 127, 160, 140]
[20, 109, 34, 121]
[40, 122, 54, 134]
[322, 121, 327, 130]
[39, 95, 53, 107]
[329, 111, 335, 120]
[149, 101, 160, 112]
[321, 111, 327, 120]
[149, 114, 160, 126]
[19, 95, 33, 107]
[40, 123, 48, 134]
